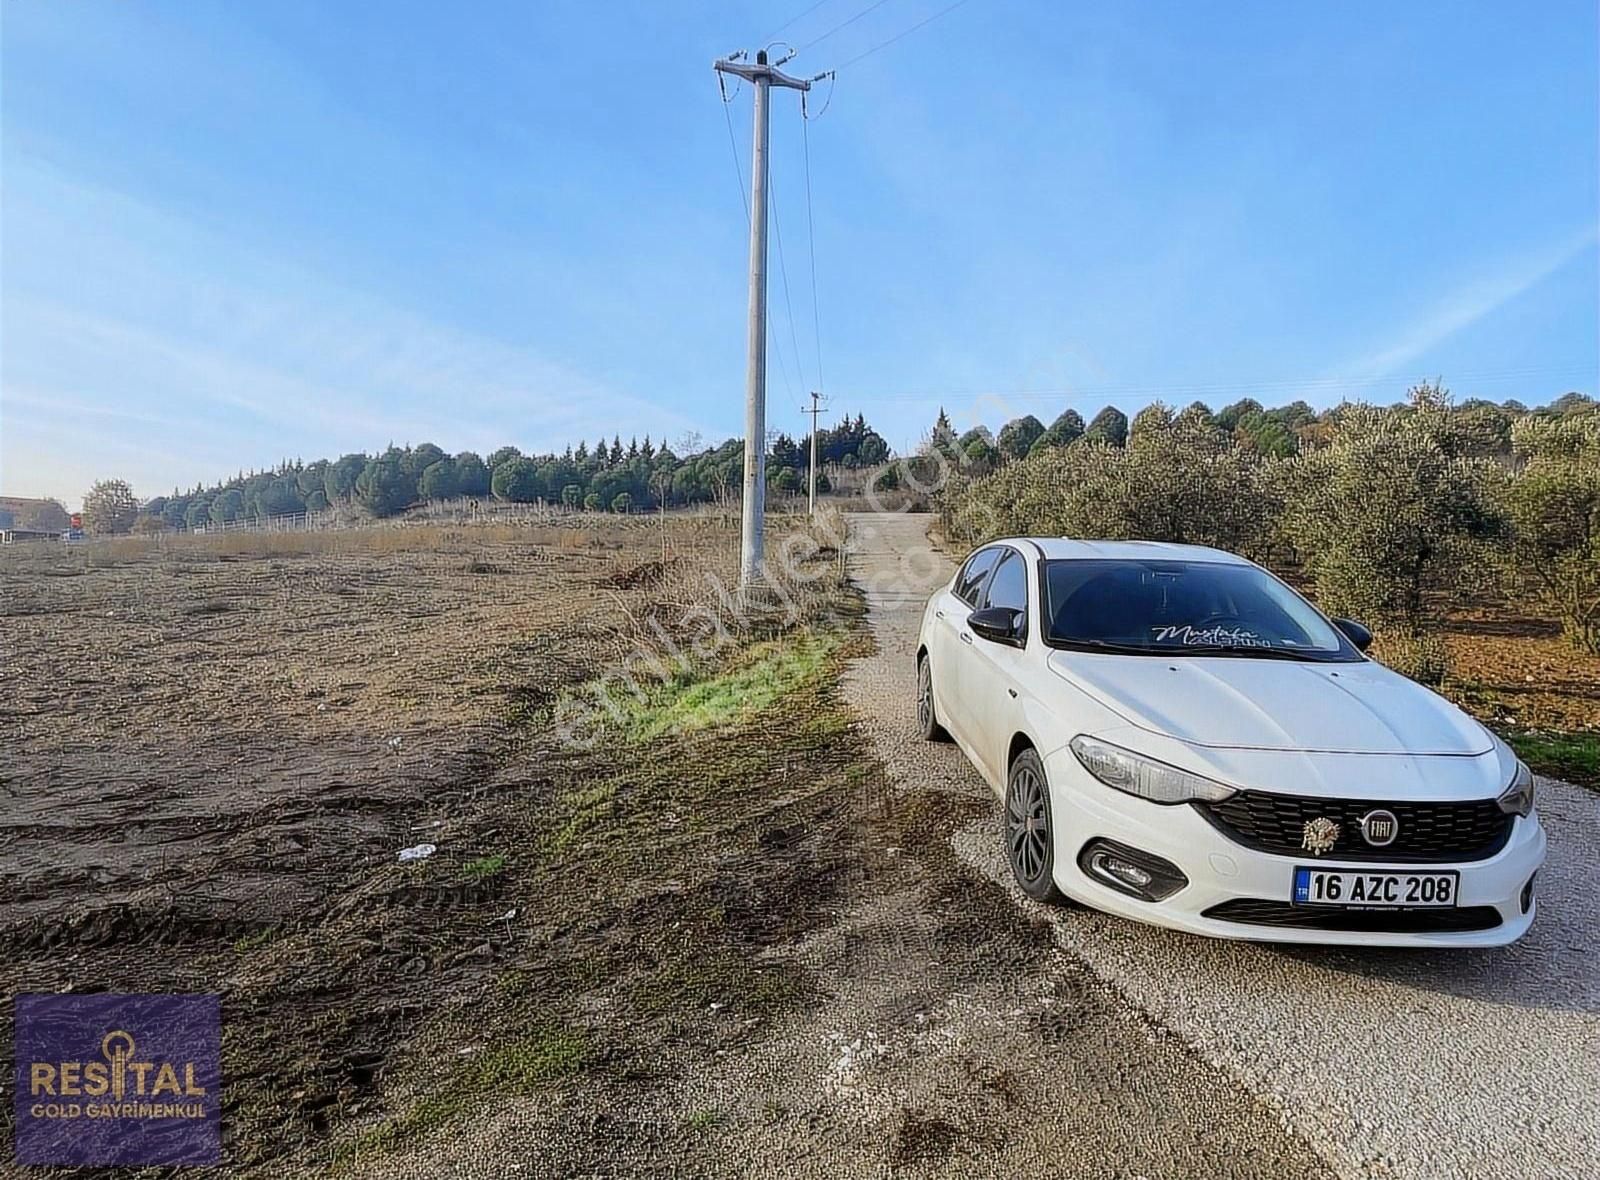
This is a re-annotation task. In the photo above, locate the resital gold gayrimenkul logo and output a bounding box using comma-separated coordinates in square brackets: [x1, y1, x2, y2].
[29, 1028, 208, 1117]
[15, 992, 221, 1166]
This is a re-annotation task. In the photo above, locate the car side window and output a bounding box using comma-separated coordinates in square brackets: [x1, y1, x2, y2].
[954, 547, 1001, 606]
[981, 550, 1028, 627]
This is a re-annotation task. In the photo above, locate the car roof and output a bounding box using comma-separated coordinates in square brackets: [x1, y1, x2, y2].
[992, 537, 1255, 565]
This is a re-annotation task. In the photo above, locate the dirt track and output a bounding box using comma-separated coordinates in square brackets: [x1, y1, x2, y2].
[845, 511, 1600, 1180]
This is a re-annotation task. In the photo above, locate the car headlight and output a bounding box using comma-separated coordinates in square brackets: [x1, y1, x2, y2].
[1497, 759, 1536, 817]
[1069, 735, 1236, 805]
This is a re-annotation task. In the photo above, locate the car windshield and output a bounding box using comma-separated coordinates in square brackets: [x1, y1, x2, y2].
[1042, 558, 1358, 660]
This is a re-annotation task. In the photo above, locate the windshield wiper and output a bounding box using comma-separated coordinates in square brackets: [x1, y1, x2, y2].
[1049, 638, 1343, 661]
[1166, 644, 1328, 661]
[1048, 638, 1168, 656]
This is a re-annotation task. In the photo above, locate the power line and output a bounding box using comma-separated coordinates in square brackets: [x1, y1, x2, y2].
[835, 0, 977, 70]
[801, 105, 826, 394]
[761, 0, 837, 45]
[717, 73, 798, 405]
[797, 0, 897, 54]
[819, 364, 1593, 406]
[770, 169, 808, 393]
[717, 74, 750, 224]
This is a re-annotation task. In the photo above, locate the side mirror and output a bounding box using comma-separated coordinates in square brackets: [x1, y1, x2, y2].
[1333, 617, 1372, 651]
[969, 606, 1024, 646]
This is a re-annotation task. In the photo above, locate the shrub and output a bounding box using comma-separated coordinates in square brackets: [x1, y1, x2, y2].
[1369, 633, 1450, 688]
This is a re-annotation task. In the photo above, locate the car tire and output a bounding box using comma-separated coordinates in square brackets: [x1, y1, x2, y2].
[916, 652, 948, 742]
[1005, 748, 1066, 904]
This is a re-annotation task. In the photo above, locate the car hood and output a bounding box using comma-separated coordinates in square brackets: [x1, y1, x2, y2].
[1046, 652, 1493, 755]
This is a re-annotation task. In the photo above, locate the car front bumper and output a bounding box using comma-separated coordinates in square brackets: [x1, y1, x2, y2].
[1042, 747, 1547, 947]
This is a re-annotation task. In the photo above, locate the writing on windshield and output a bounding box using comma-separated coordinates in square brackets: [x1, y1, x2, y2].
[1043, 558, 1356, 660]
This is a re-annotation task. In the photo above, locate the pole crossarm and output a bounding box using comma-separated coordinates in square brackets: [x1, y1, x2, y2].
[715, 54, 813, 92]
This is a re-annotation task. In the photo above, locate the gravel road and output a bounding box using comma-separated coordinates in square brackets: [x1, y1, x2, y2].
[844, 510, 1600, 1180]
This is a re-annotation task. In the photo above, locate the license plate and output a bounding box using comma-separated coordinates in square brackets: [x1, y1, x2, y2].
[1292, 867, 1459, 909]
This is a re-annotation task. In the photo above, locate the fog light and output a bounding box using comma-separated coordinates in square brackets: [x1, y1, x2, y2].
[1521, 873, 1536, 914]
[1094, 854, 1153, 890]
[1077, 839, 1187, 902]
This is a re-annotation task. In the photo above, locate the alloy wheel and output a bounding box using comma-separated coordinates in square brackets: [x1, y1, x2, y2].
[1006, 762, 1049, 885]
[917, 658, 934, 735]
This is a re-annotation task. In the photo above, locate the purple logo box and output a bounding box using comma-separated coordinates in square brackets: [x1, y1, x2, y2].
[14, 993, 221, 1166]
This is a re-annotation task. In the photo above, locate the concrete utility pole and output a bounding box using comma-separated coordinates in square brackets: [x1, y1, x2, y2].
[714, 49, 810, 599]
[804, 389, 825, 516]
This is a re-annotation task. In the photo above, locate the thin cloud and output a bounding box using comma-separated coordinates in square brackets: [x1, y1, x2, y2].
[1334, 226, 1599, 382]
[0, 164, 712, 501]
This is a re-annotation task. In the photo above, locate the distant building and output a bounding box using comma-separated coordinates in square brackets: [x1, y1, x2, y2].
[0, 497, 72, 532]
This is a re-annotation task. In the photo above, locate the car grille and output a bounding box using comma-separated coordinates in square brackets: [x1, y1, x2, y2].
[1195, 791, 1512, 863]
[1202, 899, 1502, 934]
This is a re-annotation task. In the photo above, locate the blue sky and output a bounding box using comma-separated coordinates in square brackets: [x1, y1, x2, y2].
[3, 0, 1596, 506]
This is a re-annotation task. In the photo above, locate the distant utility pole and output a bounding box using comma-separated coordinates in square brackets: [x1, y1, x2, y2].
[804, 389, 825, 516]
[714, 48, 811, 599]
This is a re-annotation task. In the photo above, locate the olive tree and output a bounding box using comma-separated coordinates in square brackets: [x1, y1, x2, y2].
[943, 404, 1276, 559]
[1500, 414, 1600, 654]
[1279, 401, 1502, 682]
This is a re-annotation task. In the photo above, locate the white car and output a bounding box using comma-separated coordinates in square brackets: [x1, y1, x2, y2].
[917, 538, 1546, 946]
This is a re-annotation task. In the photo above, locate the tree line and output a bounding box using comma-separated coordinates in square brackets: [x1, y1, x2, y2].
[931, 388, 1600, 676]
[91, 415, 890, 533]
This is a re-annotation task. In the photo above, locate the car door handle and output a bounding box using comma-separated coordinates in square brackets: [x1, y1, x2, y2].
[960, 632, 973, 645]
[1007, 688, 1018, 698]
[936, 610, 945, 619]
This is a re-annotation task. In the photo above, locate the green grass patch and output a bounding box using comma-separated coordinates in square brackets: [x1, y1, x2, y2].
[566, 631, 838, 746]
[546, 781, 619, 853]
[1504, 730, 1600, 790]
[343, 1022, 591, 1162]
[460, 853, 508, 881]
[232, 927, 278, 954]
[682, 1108, 721, 1132]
